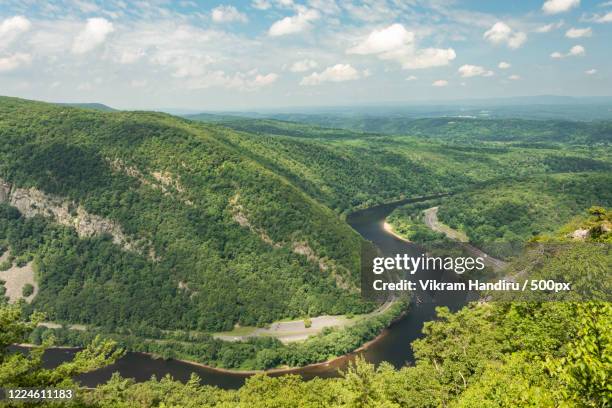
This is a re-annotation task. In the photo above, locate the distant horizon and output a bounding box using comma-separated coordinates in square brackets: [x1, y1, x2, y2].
[47, 94, 612, 114]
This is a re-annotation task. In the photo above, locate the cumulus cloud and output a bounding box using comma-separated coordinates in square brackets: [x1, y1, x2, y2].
[550, 44, 585, 58]
[542, 0, 580, 14]
[0, 16, 31, 48]
[508, 74, 521, 80]
[401, 48, 456, 69]
[0, 52, 32, 72]
[565, 27, 592, 37]
[498, 61, 511, 69]
[406, 75, 417, 81]
[72, 17, 114, 54]
[585, 68, 597, 74]
[458, 64, 494, 77]
[289, 59, 318, 72]
[268, 8, 319, 36]
[347, 24, 455, 69]
[212, 5, 248, 23]
[535, 20, 564, 32]
[483, 22, 527, 49]
[300, 63, 361, 85]
[347, 24, 414, 55]
[432, 79, 448, 87]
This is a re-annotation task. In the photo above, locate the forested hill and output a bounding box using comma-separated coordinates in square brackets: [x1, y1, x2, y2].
[225, 113, 612, 144]
[188, 112, 611, 213]
[0, 96, 368, 331]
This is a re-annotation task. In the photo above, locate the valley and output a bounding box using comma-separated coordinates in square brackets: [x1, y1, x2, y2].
[1, 96, 610, 405]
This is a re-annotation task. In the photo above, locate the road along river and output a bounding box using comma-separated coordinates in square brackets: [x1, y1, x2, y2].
[35, 195, 472, 390]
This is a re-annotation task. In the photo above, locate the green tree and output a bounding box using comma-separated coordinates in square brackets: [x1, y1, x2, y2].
[0, 304, 124, 403]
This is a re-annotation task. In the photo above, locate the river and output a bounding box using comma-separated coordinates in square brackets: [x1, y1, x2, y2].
[37, 196, 471, 389]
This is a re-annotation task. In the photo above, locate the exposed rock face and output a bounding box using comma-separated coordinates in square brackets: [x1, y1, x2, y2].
[108, 158, 192, 206]
[0, 177, 136, 253]
[569, 228, 590, 240]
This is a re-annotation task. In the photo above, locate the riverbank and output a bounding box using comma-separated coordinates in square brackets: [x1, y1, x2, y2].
[24, 193, 465, 389]
[383, 221, 412, 243]
[157, 304, 409, 376]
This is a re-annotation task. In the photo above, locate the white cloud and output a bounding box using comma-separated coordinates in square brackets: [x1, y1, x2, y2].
[0, 16, 32, 48]
[458, 64, 494, 77]
[585, 68, 597, 74]
[535, 20, 564, 32]
[550, 44, 585, 58]
[347, 23, 414, 55]
[565, 27, 592, 37]
[542, 0, 580, 14]
[591, 11, 612, 22]
[400, 48, 456, 69]
[498, 61, 511, 69]
[184, 70, 278, 91]
[251, 0, 271, 10]
[253, 72, 278, 87]
[432, 79, 448, 87]
[568, 44, 585, 55]
[289, 59, 318, 72]
[0, 53, 32, 72]
[347, 24, 455, 69]
[406, 75, 417, 81]
[483, 22, 527, 49]
[599, 1, 612, 6]
[300, 63, 361, 85]
[268, 8, 319, 36]
[508, 74, 521, 80]
[72, 17, 114, 54]
[212, 5, 248, 23]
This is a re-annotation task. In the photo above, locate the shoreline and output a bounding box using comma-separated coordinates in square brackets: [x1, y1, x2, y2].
[16, 309, 407, 378]
[167, 308, 407, 376]
[383, 221, 412, 243]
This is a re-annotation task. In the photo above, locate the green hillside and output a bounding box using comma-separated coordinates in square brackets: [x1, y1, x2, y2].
[188, 115, 611, 213]
[0, 96, 368, 332]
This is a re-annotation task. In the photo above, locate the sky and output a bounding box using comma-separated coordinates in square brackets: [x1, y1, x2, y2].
[1, 0, 611, 111]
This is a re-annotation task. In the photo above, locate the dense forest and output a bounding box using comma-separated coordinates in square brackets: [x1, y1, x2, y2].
[2, 209, 610, 406]
[389, 172, 612, 258]
[1, 96, 611, 374]
[0, 96, 369, 334]
[189, 114, 610, 213]
[222, 113, 612, 145]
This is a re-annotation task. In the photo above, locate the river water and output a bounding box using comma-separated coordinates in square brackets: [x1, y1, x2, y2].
[38, 197, 471, 389]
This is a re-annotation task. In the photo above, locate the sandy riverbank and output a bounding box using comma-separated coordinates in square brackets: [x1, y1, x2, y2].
[382, 221, 412, 243]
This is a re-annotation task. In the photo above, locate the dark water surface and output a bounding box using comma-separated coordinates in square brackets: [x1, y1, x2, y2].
[38, 196, 470, 389]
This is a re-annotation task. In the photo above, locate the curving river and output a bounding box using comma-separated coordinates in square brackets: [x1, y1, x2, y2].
[38, 196, 471, 390]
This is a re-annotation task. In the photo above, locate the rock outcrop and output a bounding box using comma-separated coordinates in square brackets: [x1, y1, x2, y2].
[0, 178, 138, 253]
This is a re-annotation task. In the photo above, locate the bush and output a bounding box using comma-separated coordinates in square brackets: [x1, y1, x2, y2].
[22, 283, 34, 297]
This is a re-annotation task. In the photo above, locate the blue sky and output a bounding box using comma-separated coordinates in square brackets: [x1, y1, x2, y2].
[1, 0, 611, 110]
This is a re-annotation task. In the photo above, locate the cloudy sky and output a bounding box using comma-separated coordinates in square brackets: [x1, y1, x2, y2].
[1, 0, 611, 110]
